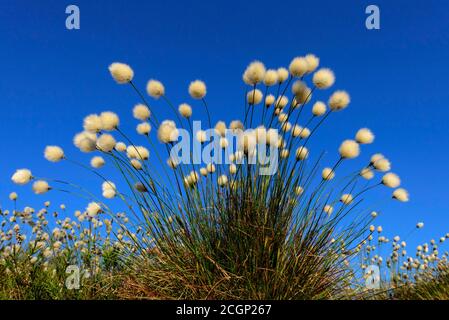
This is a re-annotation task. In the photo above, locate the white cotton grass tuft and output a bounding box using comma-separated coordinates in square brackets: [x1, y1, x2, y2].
[96, 134, 116, 152]
[9, 192, 18, 201]
[133, 104, 151, 121]
[196, 130, 208, 144]
[355, 128, 375, 144]
[263, 69, 278, 86]
[83, 114, 102, 133]
[126, 146, 149, 160]
[340, 194, 353, 205]
[102, 181, 117, 199]
[100, 111, 119, 131]
[276, 67, 289, 83]
[217, 175, 228, 187]
[229, 120, 244, 132]
[324, 205, 333, 215]
[275, 96, 289, 109]
[136, 122, 151, 135]
[265, 94, 275, 106]
[115, 142, 126, 152]
[108, 62, 134, 84]
[295, 146, 309, 161]
[416, 222, 424, 229]
[44, 146, 64, 162]
[86, 202, 101, 217]
[313, 68, 335, 89]
[247, 89, 263, 105]
[243, 61, 266, 85]
[322, 167, 335, 180]
[32, 180, 50, 195]
[157, 120, 179, 143]
[312, 101, 327, 116]
[382, 172, 401, 188]
[178, 103, 192, 118]
[292, 81, 312, 104]
[328, 90, 350, 111]
[339, 140, 360, 159]
[373, 158, 391, 172]
[305, 54, 320, 73]
[188, 80, 207, 99]
[393, 188, 409, 202]
[360, 167, 374, 180]
[90, 156, 105, 168]
[289, 57, 308, 77]
[167, 157, 179, 169]
[74, 131, 97, 153]
[131, 159, 142, 170]
[146, 79, 165, 98]
[229, 163, 237, 175]
[12, 169, 33, 185]
[295, 186, 304, 196]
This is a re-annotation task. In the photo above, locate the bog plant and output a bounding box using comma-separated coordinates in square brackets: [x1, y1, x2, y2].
[2, 54, 447, 299]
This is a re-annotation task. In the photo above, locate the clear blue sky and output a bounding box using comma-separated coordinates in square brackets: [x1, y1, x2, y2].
[1, 0, 449, 252]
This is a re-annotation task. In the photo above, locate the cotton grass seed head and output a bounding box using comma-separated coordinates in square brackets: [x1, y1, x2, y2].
[324, 205, 334, 215]
[86, 202, 101, 217]
[32, 180, 50, 195]
[329, 90, 350, 111]
[215, 121, 227, 137]
[247, 89, 263, 105]
[295, 186, 304, 196]
[96, 134, 116, 152]
[9, 192, 18, 201]
[289, 56, 308, 77]
[102, 181, 116, 199]
[340, 194, 353, 205]
[108, 62, 134, 84]
[188, 80, 207, 99]
[74, 131, 97, 153]
[339, 140, 360, 159]
[277, 67, 289, 83]
[355, 128, 375, 144]
[178, 103, 192, 118]
[313, 68, 335, 89]
[305, 54, 319, 73]
[157, 120, 179, 143]
[312, 101, 327, 116]
[133, 104, 150, 121]
[12, 169, 32, 185]
[243, 61, 266, 85]
[360, 167, 374, 180]
[295, 146, 309, 161]
[263, 69, 278, 86]
[44, 146, 64, 162]
[276, 96, 289, 109]
[218, 175, 228, 187]
[416, 222, 424, 229]
[382, 172, 401, 188]
[265, 94, 275, 106]
[83, 114, 102, 133]
[90, 156, 105, 168]
[136, 122, 151, 135]
[100, 111, 119, 131]
[115, 142, 126, 152]
[373, 158, 391, 172]
[393, 188, 409, 202]
[322, 167, 335, 180]
[146, 79, 165, 99]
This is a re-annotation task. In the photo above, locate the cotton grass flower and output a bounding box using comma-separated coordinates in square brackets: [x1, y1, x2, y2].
[178, 103, 192, 118]
[96, 134, 116, 152]
[188, 80, 207, 99]
[360, 167, 374, 180]
[74, 131, 97, 152]
[196, 130, 207, 144]
[146, 79, 165, 98]
[83, 114, 102, 133]
[247, 89, 263, 105]
[133, 104, 151, 121]
[373, 158, 391, 172]
[12, 169, 33, 185]
[44, 146, 64, 162]
[382, 173, 401, 188]
[289, 57, 308, 77]
[86, 202, 101, 217]
[313, 68, 335, 89]
[305, 54, 320, 73]
[265, 94, 275, 106]
[102, 181, 116, 199]
[157, 120, 179, 143]
[131, 159, 142, 170]
[263, 69, 278, 86]
[100, 111, 119, 131]
[136, 122, 151, 135]
[416, 222, 424, 229]
[355, 128, 374, 144]
[90, 156, 105, 168]
[295, 146, 309, 161]
[328, 90, 350, 111]
[108, 62, 134, 84]
[9, 192, 18, 201]
[115, 142, 126, 152]
[292, 81, 312, 104]
[276, 67, 289, 83]
[295, 186, 304, 196]
[215, 121, 227, 137]
[229, 163, 237, 175]
[243, 61, 266, 85]
[340, 194, 353, 205]
[276, 96, 289, 109]
[217, 175, 228, 187]
[324, 205, 334, 215]
[229, 120, 244, 132]
[393, 188, 409, 202]
[339, 140, 360, 159]
[312, 101, 327, 116]
[32, 180, 50, 195]
[322, 167, 335, 180]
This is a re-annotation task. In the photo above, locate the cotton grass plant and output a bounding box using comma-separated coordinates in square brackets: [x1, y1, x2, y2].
[2, 55, 428, 300]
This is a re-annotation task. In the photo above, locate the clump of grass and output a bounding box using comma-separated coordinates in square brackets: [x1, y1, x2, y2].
[4, 55, 422, 300]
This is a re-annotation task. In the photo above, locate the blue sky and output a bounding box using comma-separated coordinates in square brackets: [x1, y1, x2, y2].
[1, 0, 449, 252]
